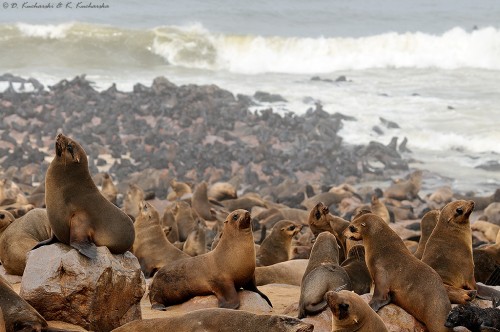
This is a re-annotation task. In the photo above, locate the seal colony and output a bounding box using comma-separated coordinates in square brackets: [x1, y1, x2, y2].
[1, 75, 500, 331]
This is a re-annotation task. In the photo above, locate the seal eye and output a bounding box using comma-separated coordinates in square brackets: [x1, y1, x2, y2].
[315, 211, 321, 220]
[232, 214, 239, 221]
[456, 207, 463, 216]
[288, 225, 296, 231]
[67, 144, 73, 154]
[348, 225, 356, 233]
[0, 214, 4, 219]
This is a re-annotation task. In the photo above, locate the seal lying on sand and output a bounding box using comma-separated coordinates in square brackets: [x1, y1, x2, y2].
[111, 308, 314, 332]
[33, 133, 135, 259]
[149, 209, 271, 310]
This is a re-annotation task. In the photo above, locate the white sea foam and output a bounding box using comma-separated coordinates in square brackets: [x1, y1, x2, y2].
[151, 25, 500, 73]
[16, 22, 74, 39]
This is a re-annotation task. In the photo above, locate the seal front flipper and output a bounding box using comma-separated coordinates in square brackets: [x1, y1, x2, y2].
[370, 270, 391, 311]
[69, 211, 97, 259]
[32, 233, 59, 250]
[213, 281, 240, 309]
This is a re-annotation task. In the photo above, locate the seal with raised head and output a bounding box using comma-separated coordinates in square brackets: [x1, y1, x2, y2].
[343, 211, 451, 332]
[298, 231, 352, 318]
[132, 201, 189, 277]
[326, 290, 388, 332]
[149, 209, 271, 310]
[340, 244, 372, 295]
[256, 220, 302, 267]
[422, 200, 500, 304]
[111, 308, 314, 332]
[34, 133, 135, 259]
[0, 210, 15, 235]
[0, 208, 51, 275]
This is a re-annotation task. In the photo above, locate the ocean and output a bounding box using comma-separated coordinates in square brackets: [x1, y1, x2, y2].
[0, 0, 499, 194]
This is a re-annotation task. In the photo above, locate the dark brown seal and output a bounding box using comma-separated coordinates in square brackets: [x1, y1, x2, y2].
[34, 133, 135, 259]
[326, 290, 388, 332]
[343, 212, 451, 332]
[111, 308, 314, 332]
[298, 231, 351, 318]
[149, 209, 271, 310]
[413, 209, 439, 259]
[340, 244, 372, 295]
[256, 220, 302, 266]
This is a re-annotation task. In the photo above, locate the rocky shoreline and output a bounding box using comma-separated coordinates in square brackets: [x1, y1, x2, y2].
[0, 73, 416, 201]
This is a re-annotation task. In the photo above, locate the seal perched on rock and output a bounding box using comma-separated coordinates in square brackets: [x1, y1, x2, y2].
[34, 133, 135, 259]
[343, 211, 451, 332]
[149, 209, 271, 310]
[256, 220, 302, 267]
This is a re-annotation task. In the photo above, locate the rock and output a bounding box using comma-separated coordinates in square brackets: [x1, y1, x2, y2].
[20, 243, 145, 332]
[253, 91, 288, 103]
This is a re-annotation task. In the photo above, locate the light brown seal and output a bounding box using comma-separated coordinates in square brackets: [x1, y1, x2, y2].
[326, 290, 388, 332]
[111, 308, 314, 332]
[161, 206, 180, 243]
[421, 200, 500, 304]
[298, 231, 352, 318]
[172, 200, 197, 242]
[0, 274, 48, 332]
[256, 220, 302, 266]
[166, 179, 192, 201]
[132, 201, 189, 277]
[100, 173, 118, 205]
[0, 210, 15, 235]
[0, 208, 51, 275]
[370, 194, 390, 224]
[255, 259, 308, 286]
[34, 133, 135, 259]
[384, 169, 422, 200]
[208, 181, 238, 201]
[192, 181, 217, 221]
[413, 209, 439, 259]
[343, 212, 451, 332]
[123, 183, 145, 220]
[182, 219, 207, 256]
[149, 209, 271, 310]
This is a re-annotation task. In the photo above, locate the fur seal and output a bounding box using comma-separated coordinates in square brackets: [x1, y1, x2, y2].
[149, 209, 271, 310]
[256, 220, 302, 266]
[34, 133, 135, 259]
[132, 201, 189, 277]
[255, 259, 308, 286]
[173, 200, 197, 242]
[123, 183, 145, 219]
[208, 181, 237, 201]
[192, 181, 217, 221]
[422, 200, 500, 304]
[326, 290, 388, 332]
[182, 219, 207, 256]
[167, 179, 192, 201]
[298, 231, 352, 318]
[100, 173, 118, 205]
[111, 308, 314, 332]
[161, 206, 180, 243]
[384, 169, 422, 200]
[370, 194, 390, 224]
[0, 210, 14, 235]
[308, 202, 349, 262]
[343, 212, 451, 332]
[413, 209, 439, 259]
[0, 208, 51, 275]
[340, 244, 372, 295]
[445, 303, 500, 331]
[0, 274, 48, 332]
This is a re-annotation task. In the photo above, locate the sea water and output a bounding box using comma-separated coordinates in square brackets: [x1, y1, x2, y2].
[0, 0, 499, 193]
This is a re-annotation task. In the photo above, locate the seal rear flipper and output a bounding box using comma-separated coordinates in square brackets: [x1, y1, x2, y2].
[304, 300, 328, 315]
[213, 282, 240, 309]
[242, 277, 273, 307]
[32, 233, 59, 250]
[69, 212, 97, 259]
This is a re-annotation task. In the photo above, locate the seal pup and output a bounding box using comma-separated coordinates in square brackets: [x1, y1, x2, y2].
[149, 209, 271, 310]
[343, 212, 451, 332]
[100, 173, 118, 205]
[370, 194, 390, 224]
[413, 209, 439, 259]
[208, 181, 237, 201]
[123, 184, 145, 220]
[445, 303, 500, 332]
[0, 274, 48, 332]
[422, 200, 500, 304]
[173, 200, 197, 242]
[166, 179, 192, 201]
[182, 219, 207, 256]
[326, 290, 388, 332]
[161, 207, 179, 243]
[256, 220, 302, 266]
[191, 181, 217, 221]
[298, 231, 352, 318]
[132, 201, 189, 277]
[0, 208, 51, 275]
[340, 245, 372, 295]
[384, 169, 422, 201]
[34, 133, 135, 259]
[111, 308, 314, 332]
